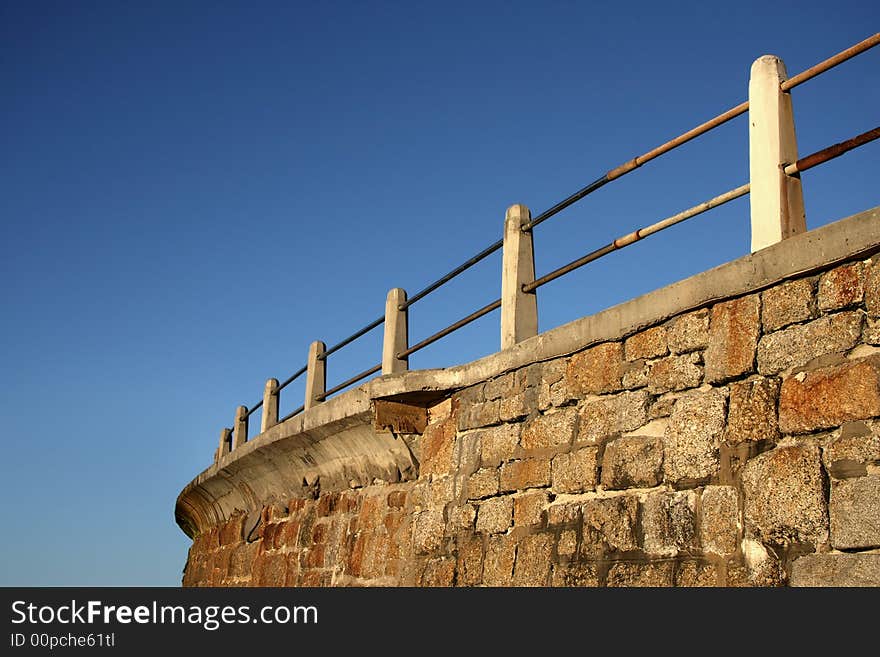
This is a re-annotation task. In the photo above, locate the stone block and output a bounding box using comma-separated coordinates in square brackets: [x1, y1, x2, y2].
[757, 312, 862, 375]
[790, 553, 880, 587]
[551, 447, 599, 494]
[458, 399, 500, 431]
[624, 326, 668, 361]
[664, 389, 726, 485]
[419, 558, 455, 587]
[565, 342, 624, 395]
[455, 534, 484, 586]
[512, 533, 552, 586]
[420, 413, 456, 477]
[499, 458, 551, 492]
[822, 421, 880, 479]
[725, 377, 780, 444]
[475, 495, 514, 534]
[704, 295, 760, 383]
[675, 561, 718, 587]
[521, 407, 577, 451]
[641, 490, 697, 556]
[700, 485, 739, 556]
[829, 475, 880, 550]
[578, 390, 649, 444]
[668, 308, 709, 354]
[483, 535, 517, 586]
[551, 563, 600, 587]
[513, 490, 549, 527]
[818, 262, 866, 311]
[579, 496, 639, 557]
[646, 352, 703, 393]
[741, 444, 828, 547]
[778, 357, 880, 434]
[413, 509, 445, 554]
[866, 259, 880, 317]
[761, 279, 815, 332]
[479, 423, 521, 468]
[606, 562, 674, 587]
[600, 436, 663, 490]
[467, 468, 499, 500]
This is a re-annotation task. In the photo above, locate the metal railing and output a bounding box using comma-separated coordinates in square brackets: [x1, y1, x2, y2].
[215, 33, 879, 460]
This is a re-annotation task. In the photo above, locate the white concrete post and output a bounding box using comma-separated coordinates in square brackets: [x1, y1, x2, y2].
[216, 427, 232, 462]
[305, 340, 326, 410]
[382, 288, 409, 375]
[501, 203, 538, 350]
[261, 378, 279, 432]
[232, 405, 248, 450]
[748, 55, 806, 252]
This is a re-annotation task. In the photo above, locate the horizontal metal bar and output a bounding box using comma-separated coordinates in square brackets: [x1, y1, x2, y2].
[523, 182, 751, 293]
[242, 399, 263, 419]
[782, 33, 880, 91]
[319, 315, 385, 360]
[399, 239, 504, 311]
[784, 126, 880, 176]
[276, 365, 308, 393]
[521, 176, 610, 231]
[280, 405, 305, 423]
[315, 363, 382, 402]
[398, 298, 502, 359]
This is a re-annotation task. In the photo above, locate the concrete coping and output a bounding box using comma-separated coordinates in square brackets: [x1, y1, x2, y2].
[175, 205, 880, 537]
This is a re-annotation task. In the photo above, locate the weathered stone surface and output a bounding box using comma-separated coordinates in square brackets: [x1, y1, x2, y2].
[642, 490, 697, 556]
[513, 490, 549, 527]
[741, 444, 828, 547]
[475, 496, 514, 534]
[565, 342, 623, 396]
[455, 534, 484, 586]
[829, 475, 880, 550]
[579, 496, 639, 557]
[606, 561, 674, 587]
[621, 360, 649, 389]
[700, 486, 739, 556]
[668, 308, 709, 355]
[866, 259, 880, 317]
[725, 377, 780, 444]
[675, 561, 718, 587]
[578, 390, 649, 444]
[467, 468, 499, 500]
[557, 529, 577, 556]
[600, 436, 663, 489]
[551, 447, 599, 494]
[818, 262, 866, 311]
[419, 557, 455, 586]
[447, 503, 475, 532]
[458, 399, 500, 431]
[822, 421, 880, 479]
[483, 535, 516, 586]
[790, 553, 880, 587]
[757, 312, 862, 375]
[499, 392, 529, 422]
[649, 393, 678, 419]
[420, 413, 456, 477]
[664, 389, 726, 485]
[484, 372, 516, 401]
[413, 510, 445, 554]
[778, 357, 880, 434]
[512, 533, 552, 586]
[624, 326, 668, 361]
[551, 563, 600, 587]
[499, 458, 551, 491]
[478, 423, 520, 468]
[705, 295, 760, 384]
[521, 408, 577, 451]
[865, 317, 880, 345]
[761, 279, 815, 332]
[646, 352, 703, 393]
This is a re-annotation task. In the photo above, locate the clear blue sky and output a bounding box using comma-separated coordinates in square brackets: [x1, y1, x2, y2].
[2, 1, 877, 586]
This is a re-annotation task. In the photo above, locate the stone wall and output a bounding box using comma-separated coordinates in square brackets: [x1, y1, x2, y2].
[182, 243, 880, 587]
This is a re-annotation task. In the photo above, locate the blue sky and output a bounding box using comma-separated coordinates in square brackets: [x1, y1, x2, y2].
[1, 1, 877, 586]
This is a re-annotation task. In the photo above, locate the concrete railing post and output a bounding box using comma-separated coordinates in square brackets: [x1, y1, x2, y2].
[232, 405, 248, 450]
[305, 340, 326, 410]
[501, 203, 538, 350]
[748, 55, 806, 253]
[261, 378, 279, 432]
[382, 288, 409, 375]
[216, 427, 232, 462]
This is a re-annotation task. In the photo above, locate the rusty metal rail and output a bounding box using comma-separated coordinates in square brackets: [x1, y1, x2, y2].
[398, 298, 502, 360]
[784, 126, 880, 175]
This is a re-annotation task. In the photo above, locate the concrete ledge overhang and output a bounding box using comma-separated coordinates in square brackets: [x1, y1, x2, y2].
[175, 205, 880, 538]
